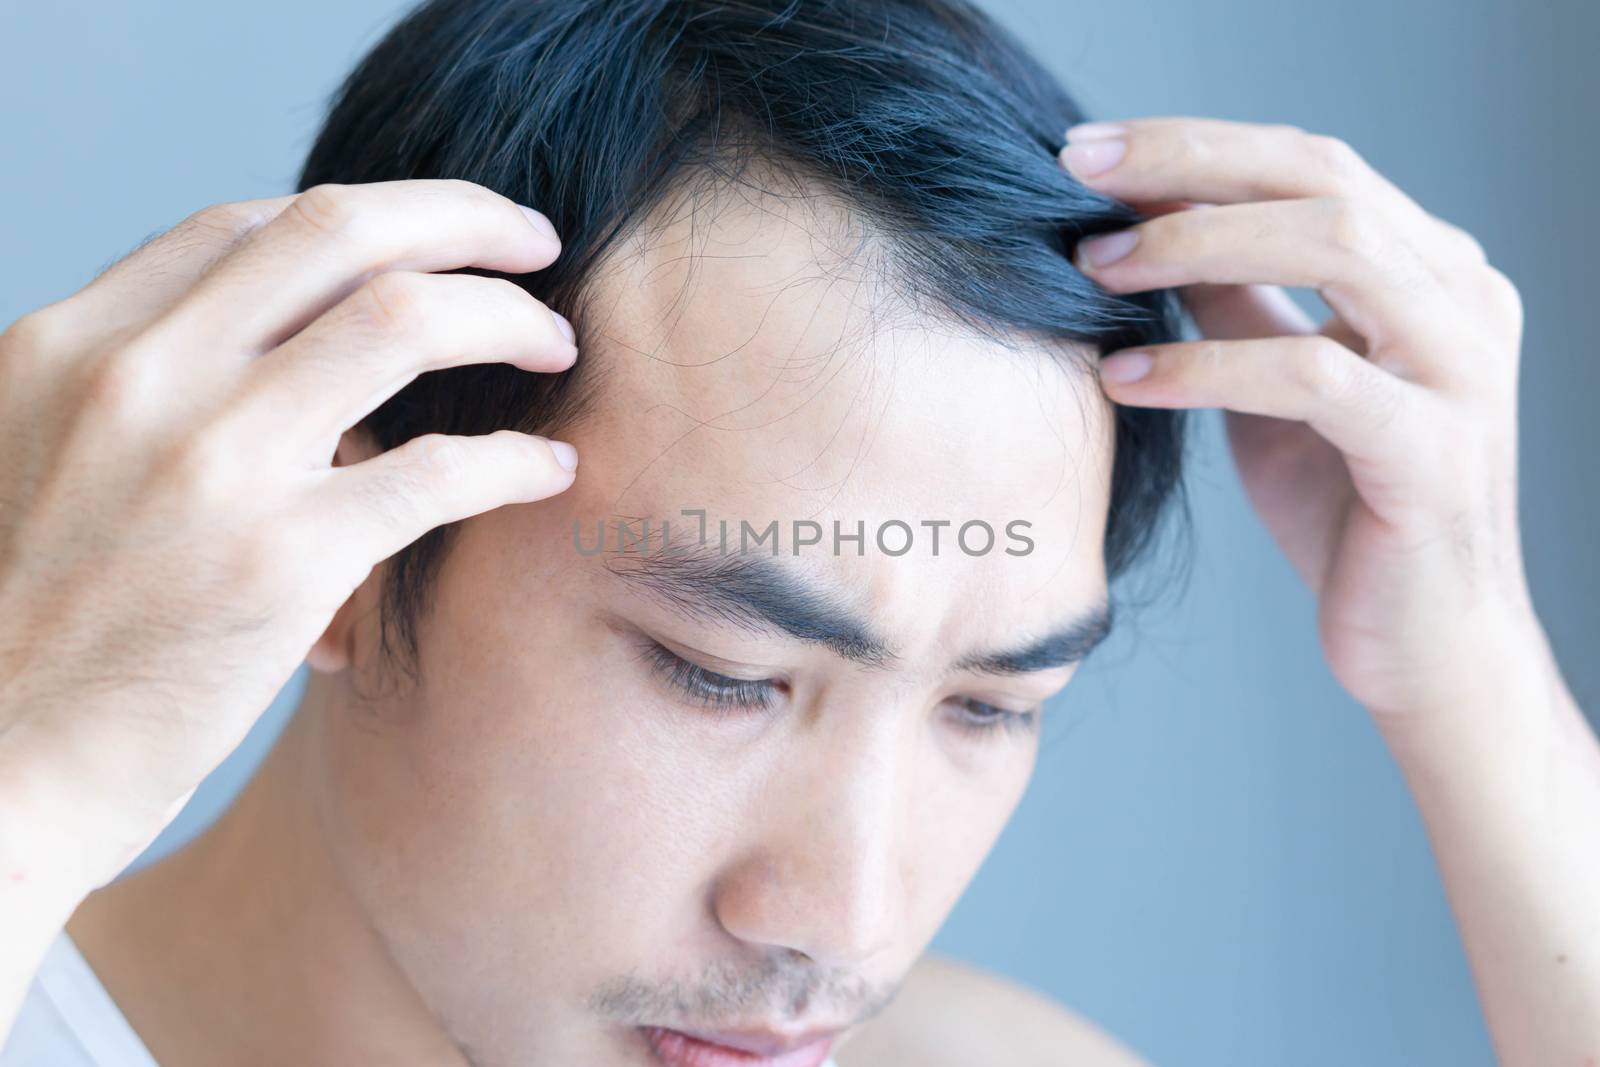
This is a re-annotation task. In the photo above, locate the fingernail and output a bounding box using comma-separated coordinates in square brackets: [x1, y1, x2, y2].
[1099, 350, 1153, 384]
[1077, 230, 1139, 269]
[1059, 138, 1126, 179]
[1064, 121, 1127, 142]
[552, 310, 576, 344]
[547, 439, 579, 471]
[519, 205, 560, 243]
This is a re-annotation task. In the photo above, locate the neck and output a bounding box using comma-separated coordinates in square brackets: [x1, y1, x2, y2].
[67, 675, 468, 1067]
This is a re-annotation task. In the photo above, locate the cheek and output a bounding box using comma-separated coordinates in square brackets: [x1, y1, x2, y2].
[903, 733, 1039, 927]
[309, 599, 744, 1051]
[317, 567, 749, 954]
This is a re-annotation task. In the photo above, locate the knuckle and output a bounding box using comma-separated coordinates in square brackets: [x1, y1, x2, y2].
[1297, 337, 1360, 402]
[504, 429, 561, 475]
[438, 176, 493, 204]
[485, 275, 534, 307]
[409, 432, 471, 482]
[2, 302, 73, 355]
[1318, 197, 1435, 295]
[441, 178, 518, 224]
[184, 201, 266, 245]
[1165, 123, 1215, 170]
[1298, 340, 1406, 430]
[166, 421, 245, 512]
[229, 531, 288, 595]
[1479, 266, 1524, 327]
[348, 468, 417, 536]
[1304, 133, 1369, 188]
[354, 271, 434, 339]
[203, 509, 304, 602]
[1438, 220, 1488, 266]
[78, 345, 166, 423]
[1359, 364, 1407, 432]
[1320, 196, 1382, 259]
[354, 435, 468, 530]
[1266, 122, 1311, 151]
[483, 277, 555, 335]
[288, 183, 365, 241]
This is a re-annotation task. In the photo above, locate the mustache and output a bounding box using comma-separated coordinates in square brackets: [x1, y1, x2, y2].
[587, 955, 898, 1027]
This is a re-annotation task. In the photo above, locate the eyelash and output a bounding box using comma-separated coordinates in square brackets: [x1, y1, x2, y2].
[636, 639, 781, 717]
[634, 639, 1039, 737]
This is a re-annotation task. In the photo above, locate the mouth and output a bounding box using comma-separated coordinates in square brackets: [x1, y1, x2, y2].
[638, 1025, 837, 1067]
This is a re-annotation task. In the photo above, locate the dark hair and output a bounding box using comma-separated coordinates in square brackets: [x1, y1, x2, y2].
[297, 0, 1192, 682]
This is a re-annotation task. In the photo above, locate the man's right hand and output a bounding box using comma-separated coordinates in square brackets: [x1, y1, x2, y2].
[0, 179, 579, 904]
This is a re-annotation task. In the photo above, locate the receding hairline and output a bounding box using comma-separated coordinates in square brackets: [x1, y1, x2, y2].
[563, 140, 1101, 435]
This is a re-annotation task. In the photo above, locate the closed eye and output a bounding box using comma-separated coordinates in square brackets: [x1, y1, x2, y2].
[633, 636, 1040, 738]
[948, 698, 1039, 738]
[633, 637, 783, 714]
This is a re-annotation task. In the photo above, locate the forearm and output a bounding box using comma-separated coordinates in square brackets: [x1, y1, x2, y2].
[1381, 625, 1600, 1064]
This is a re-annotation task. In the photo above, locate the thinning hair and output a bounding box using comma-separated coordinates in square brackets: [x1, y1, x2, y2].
[297, 0, 1193, 681]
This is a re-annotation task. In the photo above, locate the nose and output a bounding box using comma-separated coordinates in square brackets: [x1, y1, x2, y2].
[711, 717, 907, 969]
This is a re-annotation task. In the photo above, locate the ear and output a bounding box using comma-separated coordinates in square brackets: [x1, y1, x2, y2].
[305, 427, 385, 675]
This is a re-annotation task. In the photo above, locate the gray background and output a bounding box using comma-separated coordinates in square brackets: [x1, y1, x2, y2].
[3, 2, 1595, 1064]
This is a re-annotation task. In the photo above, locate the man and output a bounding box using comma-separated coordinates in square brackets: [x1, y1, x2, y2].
[2, 1, 1595, 1065]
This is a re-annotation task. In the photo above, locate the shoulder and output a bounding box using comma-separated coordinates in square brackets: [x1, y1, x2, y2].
[832, 951, 1148, 1067]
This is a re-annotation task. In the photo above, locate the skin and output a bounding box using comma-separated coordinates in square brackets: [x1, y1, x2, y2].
[69, 166, 1117, 1066]
[0, 116, 1594, 1066]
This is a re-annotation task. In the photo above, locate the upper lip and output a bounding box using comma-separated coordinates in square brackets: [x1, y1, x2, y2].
[656, 1025, 841, 1057]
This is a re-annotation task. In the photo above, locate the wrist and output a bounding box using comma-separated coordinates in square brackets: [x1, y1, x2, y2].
[0, 756, 98, 944]
[1374, 618, 1572, 800]
[0, 722, 168, 906]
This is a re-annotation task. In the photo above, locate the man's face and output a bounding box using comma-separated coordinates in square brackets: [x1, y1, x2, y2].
[311, 175, 1117, 1066]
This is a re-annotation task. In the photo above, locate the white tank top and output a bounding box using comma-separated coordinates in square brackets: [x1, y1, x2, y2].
[2, 933, 842, 1067]
[0, 934, 158, 1067]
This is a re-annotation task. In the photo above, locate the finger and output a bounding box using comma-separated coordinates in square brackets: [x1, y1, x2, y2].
[315, 429, 579, 567]
[1059, 117, 1417, 214]
[158, 179, 563, 356]
[1094, 335, 1427, 466]
[1059, 118, 1478, 270]
[1073, 198, 1452, 356]
[1115, 205, 1321, 347]
[59, 197, 297, 343]
[230, 272, 577, 456]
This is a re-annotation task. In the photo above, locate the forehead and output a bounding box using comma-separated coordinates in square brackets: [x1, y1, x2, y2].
[561, 168, 1117, 649]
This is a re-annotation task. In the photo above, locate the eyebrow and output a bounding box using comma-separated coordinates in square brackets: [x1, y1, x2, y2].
[949, 598, 1115, 675]
[603, 542, 1114, 676]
